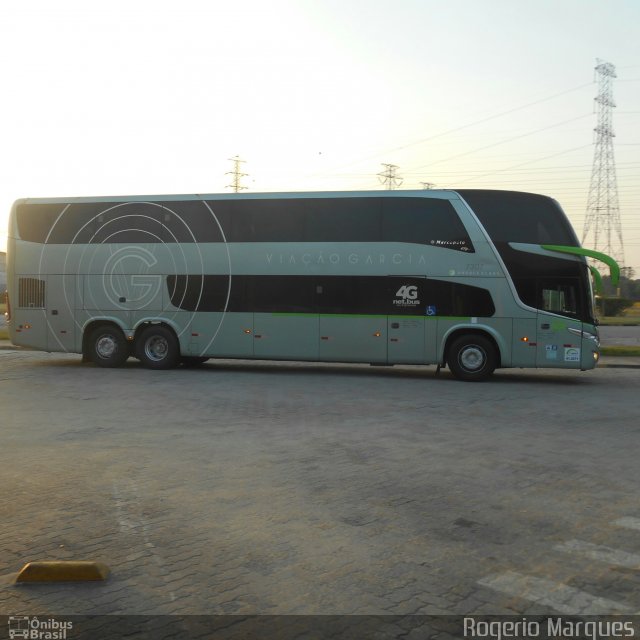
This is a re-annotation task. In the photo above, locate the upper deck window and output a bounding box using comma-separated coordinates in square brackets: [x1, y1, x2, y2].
[16, 196, 473, 250]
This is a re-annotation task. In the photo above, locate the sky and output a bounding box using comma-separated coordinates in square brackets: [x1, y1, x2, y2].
[0, 0, 639, 272]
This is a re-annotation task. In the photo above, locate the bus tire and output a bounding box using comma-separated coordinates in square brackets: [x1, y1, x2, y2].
[447, 334, 496, 382]
[87, 324, 129, 368]
[137, 325, 180, 370]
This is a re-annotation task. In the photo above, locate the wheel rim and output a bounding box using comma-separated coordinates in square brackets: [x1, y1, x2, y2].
[96, 335, 117, 359]
[459, 345, 486, 371]
[144, 336, 169, 362]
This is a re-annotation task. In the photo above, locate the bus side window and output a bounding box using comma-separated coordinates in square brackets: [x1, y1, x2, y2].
[539, 280, 579, 315]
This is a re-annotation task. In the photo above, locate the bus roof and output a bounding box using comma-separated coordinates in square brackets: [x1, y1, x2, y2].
[13, 188, 552, 207]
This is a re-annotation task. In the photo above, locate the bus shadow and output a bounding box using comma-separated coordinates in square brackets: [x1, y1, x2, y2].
[171, 359, 593, 386]
[181, 359, 440, 381]
[36, 356, 593, 386]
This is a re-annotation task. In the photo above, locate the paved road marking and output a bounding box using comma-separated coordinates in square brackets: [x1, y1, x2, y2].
[614, 517, 640, 531]
[478, 571, 633, 614]
[554, 539, 640, 569]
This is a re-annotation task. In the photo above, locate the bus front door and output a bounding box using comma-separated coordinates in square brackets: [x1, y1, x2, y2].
[536, 315, 583, 369]
[535, 279, 584, 369]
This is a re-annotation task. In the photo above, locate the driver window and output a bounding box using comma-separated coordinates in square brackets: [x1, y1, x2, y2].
[540, 280, 578, 316]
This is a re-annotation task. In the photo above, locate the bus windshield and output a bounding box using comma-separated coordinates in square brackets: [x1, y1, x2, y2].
[458, 190, 595, 323]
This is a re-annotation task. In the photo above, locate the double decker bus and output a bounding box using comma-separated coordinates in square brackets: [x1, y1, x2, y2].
[5, 189, 617, 381]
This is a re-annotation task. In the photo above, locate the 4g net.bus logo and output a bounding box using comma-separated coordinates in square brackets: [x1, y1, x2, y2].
[393, 285, 421, 307]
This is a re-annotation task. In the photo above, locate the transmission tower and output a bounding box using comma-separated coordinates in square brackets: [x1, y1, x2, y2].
[226, 156, 248, 192]
[420, 182, 435, 190]
[377, 163, 403, 190]
[582, 60, 625, 268]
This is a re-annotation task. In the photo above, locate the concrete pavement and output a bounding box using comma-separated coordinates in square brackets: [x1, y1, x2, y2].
[1, 350, 639, 623]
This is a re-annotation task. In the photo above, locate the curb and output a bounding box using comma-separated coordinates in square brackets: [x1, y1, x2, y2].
[0, 344, 34, 351]
[597, 363, 640, 369]
[15, 561, 110, 583]
[600, 323, 640, 327]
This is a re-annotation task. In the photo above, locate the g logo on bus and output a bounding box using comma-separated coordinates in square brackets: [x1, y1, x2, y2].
[102, 246, 162, 310]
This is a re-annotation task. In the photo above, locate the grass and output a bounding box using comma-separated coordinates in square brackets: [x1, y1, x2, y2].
[599, 316, 640, 326]
[598, 301, 640, 357]
[598, 301, 640, 325]
[599, 301, 640, 325]
[600, 346, 640, 357]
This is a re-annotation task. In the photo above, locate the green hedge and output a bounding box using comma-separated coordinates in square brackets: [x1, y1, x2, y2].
[596, 297, 634, 317]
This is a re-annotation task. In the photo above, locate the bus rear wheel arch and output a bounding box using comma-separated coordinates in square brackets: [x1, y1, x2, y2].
[85, 323, 130, 368]
[446, 332, 498, 382]
[136, 324, 181, 370]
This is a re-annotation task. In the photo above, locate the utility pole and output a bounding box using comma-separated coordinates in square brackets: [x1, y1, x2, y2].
[582, 60, 625, 271]
[377, 163, 403, 190]
[226, 156, 248, 193]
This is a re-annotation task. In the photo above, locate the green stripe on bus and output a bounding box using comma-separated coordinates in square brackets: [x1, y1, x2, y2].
[588, 265, 604, 295]
[271, 313, 471, 320]
[541, 244, 620, 286]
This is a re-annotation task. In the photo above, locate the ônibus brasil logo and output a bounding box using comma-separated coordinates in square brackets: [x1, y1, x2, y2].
[8, 616, 73, 639]
[394, 285, 420, 307]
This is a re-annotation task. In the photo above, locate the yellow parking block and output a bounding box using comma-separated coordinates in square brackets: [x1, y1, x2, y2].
[15, 561, 110, 583]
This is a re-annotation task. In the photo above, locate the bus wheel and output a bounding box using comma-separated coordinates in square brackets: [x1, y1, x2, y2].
[447, 334, 496, 382]
[87, 324, 129, 368]
[181, 356, 209, 367]
[137, 325, 180, 370]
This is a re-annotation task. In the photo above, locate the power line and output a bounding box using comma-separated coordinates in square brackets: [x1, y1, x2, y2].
[406, 114, 592, 173]
[308, 81, 595, 177]
[399, 160, 640, 176]
[454, 143, 592, 185]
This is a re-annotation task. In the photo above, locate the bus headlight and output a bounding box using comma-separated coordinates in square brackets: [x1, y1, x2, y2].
[584, 331, 600, 347]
